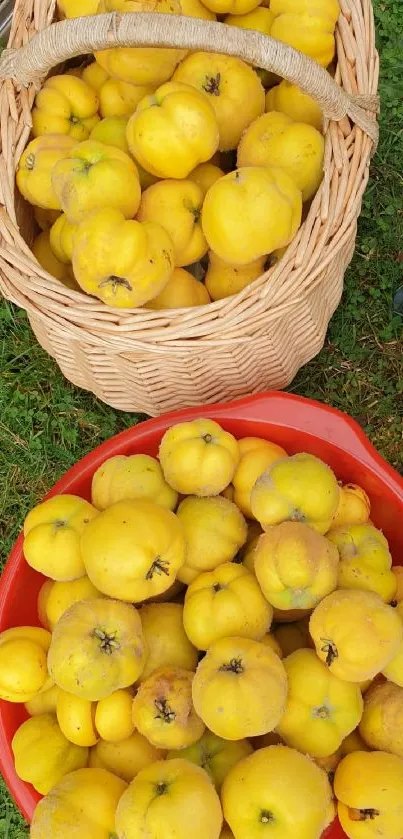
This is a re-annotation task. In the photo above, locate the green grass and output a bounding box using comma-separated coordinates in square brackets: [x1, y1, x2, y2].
[0, 0, 402, 832]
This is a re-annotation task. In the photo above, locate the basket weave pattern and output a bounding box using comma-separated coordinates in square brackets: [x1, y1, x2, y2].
[0, 1, 378, 414]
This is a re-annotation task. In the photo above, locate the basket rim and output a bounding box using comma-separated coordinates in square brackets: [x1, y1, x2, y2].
[0, 0, 379, 348]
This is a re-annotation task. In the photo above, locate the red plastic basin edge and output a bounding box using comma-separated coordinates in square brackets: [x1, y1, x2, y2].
[0, 391, 402, 834]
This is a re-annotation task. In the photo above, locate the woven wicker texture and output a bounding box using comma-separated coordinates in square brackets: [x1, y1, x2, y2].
[0, 1, 379, 414]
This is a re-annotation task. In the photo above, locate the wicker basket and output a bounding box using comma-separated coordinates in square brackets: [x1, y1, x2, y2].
[0, 2, 379, 415]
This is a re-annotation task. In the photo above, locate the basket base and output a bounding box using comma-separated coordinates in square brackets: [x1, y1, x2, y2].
[27, 247, 346, 415]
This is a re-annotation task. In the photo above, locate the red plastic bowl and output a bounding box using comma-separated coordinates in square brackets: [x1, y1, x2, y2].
[1, 392, 403, 832]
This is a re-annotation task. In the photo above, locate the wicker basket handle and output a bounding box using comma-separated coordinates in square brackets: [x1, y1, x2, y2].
[0, 12, 378, 144]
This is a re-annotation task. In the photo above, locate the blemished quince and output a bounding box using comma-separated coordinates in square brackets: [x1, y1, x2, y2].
[189, 162, 225, 197]
[309, 589, 403, 682]
[81, 499, 185, 601]
[334, 750, 403, 839]
[192, 636, 287, 740]
[328, 523, 396, 602]
[202, 166, 302, 265]
[23, 494, 97, 580]
[176, 495, 247, 584]
[115, 758, 223, 839]
[25, 681, 60, 716]
[238, 110, 325, 202]
[95, 690, 135, 743]
[127, 81, 219, 179]
[167, 730, 253, 790]
[37, 575, 104, 631]
[49, 213, 76, 264]
[266, 80, 323, 131]
[205, 251, 267, 301]
[159, 418, 239, 496]
[328, 482, 371, 530]
[56, 690, 98, 747]
[30, 767, 126, 839]
[139, 602, 198, 682]
[254, 521, 339, 611]
[48, 598, 147, 700]
[137, 179, 208, 267]
[276, 649, 363, 757]
[359, 680, 403, 758]
[91, 453, 178, 511]
[12, 713, 88, 794]
[95, 46, 185, 88]
[173, 53, 265, 151]
[89, 732, 163, 782]
[147, 267, 210, 309]
[72, 207, 175, 308]
[32, 75, 99, 140]
[81, 61, 109, 92]
[0, 626, 51, 702]
[52, 140, 141, 224]
[232, 436, 287, 518]
[57, 0, 100, 16]
[251, 452, 340, 534]
[183, 562, 272, 649]
[132, 666, 205, 750]
[99, 78, 155, 118]
[222, 745, 334, 839]
[17, 134, 76, 210]
[89, 115, 130, 152]
[383, 602, 403, 685]
[274, 616, 312, 657]
[32, 230, 78, 289]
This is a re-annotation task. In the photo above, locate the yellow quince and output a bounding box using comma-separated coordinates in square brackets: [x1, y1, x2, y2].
[32, 75, 99, 140]
[126, 81, 219, 179]
[72, 207, 174, 308]
[52, 140, 141, 224]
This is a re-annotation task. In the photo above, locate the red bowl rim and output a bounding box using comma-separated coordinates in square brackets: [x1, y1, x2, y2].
[1, 391, 402, 828]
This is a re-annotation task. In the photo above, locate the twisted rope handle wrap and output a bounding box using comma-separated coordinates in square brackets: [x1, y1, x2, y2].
[0, 12, 379, 145]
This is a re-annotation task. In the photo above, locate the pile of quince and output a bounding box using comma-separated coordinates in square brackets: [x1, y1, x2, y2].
[17, 0, 338, 309]
[2, 418, 403, 839]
